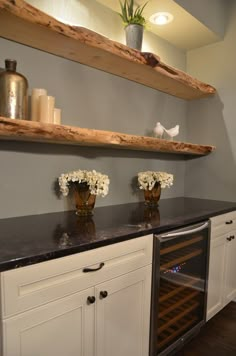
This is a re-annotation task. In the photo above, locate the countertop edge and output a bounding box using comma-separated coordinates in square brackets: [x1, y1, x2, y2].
[1, 204, 235, 272]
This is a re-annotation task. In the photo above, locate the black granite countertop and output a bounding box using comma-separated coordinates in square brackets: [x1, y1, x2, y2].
[0, 197, 236, 272]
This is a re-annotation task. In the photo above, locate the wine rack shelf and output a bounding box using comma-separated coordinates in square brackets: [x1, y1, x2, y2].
[156, 229, 207, 354]
[158, 281, 200, 349]
[159, 277, 200, 303]
[158, 299, 200, 333]
[159, 289, 199, 318]
[160, 247, 203, 270]
[160, 236, 204, 256]
[158, 316, 198, 350]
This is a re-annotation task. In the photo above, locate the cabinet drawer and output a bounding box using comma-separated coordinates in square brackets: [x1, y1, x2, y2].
[0, 235, 153, 318]
[210, 211, 236, 238]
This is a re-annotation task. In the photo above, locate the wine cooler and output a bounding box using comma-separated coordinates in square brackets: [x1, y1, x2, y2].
[150, 221, 209, 356]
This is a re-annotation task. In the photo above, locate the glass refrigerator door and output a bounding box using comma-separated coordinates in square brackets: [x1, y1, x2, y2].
[153, 222, 209, 355]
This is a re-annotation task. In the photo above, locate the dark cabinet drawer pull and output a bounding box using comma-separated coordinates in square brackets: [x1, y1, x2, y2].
[225, 220, 233, 224]
[100, 291, 108, 299]
[87, 296, 96, 304]
[227, 237, 232, 241]
[83, 262, 105, 273]
[230, 235, 235, 240]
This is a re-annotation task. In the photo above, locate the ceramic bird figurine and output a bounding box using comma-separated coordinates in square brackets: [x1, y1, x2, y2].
[153, 122, 165, 138]
[164, 125, 180, 140]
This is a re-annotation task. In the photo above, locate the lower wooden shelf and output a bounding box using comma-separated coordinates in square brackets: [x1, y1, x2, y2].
[159, 289, 199, 319]
[0, 117, 215, 156]
[158, 299, 200, 333]
[158, 315, 198, 350]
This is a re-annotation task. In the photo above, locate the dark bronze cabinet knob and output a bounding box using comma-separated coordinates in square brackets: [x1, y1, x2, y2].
[227, 237, 232, 241]
[87, 296, 96, 304]
[100, 291, 108, 299]
[230, 235, 235, 240]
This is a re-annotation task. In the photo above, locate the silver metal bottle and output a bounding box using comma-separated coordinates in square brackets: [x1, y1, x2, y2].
[0, 59, 28, 119]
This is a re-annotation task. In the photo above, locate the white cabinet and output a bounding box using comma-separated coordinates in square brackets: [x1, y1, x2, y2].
[207, 211, 236, 321]
[206, 235, 226, 320]
[0, 235, 153, 356]
[3, 288, 95, 356]
[95, 266, 151, 356]
[224, 233, 236, 304]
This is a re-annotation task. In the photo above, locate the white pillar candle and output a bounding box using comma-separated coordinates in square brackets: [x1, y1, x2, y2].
[38, 95, 55, 123]
[31, 88, 47, 121]
[53, 108, 61, 125]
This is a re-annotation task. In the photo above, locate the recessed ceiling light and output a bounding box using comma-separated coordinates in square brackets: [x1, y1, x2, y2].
[149, 12, 174, 26]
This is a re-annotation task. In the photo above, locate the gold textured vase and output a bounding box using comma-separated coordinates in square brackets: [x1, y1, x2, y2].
[144, 182, 161, 207]
[73, 183, 96, 216]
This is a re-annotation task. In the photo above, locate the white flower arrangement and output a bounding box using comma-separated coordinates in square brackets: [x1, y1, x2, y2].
[138, 171, 174, 190]
[58, 169, 110, 197]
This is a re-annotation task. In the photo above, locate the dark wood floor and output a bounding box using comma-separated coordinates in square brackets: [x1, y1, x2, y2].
[175, 302, 236, 356]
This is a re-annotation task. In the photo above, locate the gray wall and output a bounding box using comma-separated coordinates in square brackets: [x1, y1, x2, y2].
[176, 0, 226, 38]
[185, 0, 236, 201]
[1, 1, 234, 219]
[0, 37, 187, 218]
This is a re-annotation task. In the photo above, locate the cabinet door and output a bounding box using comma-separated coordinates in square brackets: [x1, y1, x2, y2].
[95, 265, 152, 356]
[3, 288, 95, 356]
[224, 233, 236, 305]
[207, 236, 226, 321]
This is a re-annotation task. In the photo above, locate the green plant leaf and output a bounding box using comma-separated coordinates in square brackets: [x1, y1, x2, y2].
[118, 0, 148, 26]
[140, 1, 149, 13]
[119, 0, 127, 22]
[123, 0, 128, 22]
[128, 0, 134, 18]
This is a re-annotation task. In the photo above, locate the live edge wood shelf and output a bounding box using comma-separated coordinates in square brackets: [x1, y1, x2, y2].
[0, 117, 215, 156]
[0, 0, 216, 100]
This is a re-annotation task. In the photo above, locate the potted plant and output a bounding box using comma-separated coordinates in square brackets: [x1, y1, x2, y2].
[118, 0, 148, 51]
[138, 171, 174, 206]
[58, 169, 110, 216]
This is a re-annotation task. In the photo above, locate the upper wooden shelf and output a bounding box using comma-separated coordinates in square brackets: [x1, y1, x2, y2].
[0, 117, 215, 156]
[0, 0, 216, 100]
